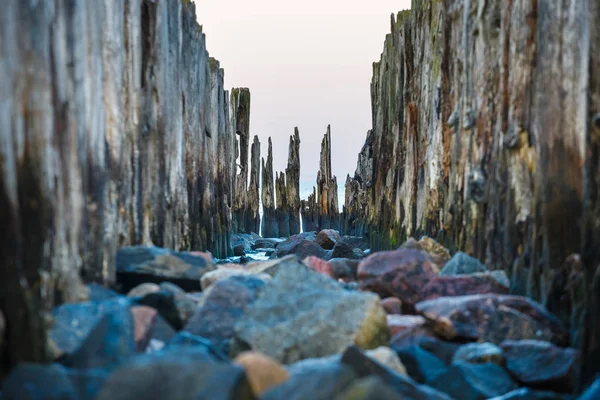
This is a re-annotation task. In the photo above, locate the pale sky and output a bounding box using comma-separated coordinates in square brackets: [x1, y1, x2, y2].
[196, 0, 412, 202]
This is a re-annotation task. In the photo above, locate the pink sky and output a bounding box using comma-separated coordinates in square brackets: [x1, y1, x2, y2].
[196, 0, 412, 198]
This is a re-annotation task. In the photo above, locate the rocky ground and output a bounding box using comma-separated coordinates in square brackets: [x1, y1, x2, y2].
[1, 231, 597, 400]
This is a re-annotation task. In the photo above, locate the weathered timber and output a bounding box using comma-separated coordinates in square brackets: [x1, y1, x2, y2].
[231, 88, 251, 234]
[342, 0, 600, 390]
[0, 0, 238, 374]
[261, 138, 278, 238]
[286, 128, 301, 235]
[275, 172, 290, 237]
[301, 126, 340, 232]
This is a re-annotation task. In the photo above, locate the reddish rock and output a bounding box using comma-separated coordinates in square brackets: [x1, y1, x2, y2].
[357, 249, 438, 311]
[380, 297, 403, 315]
[303, 256, 335, 279]
[416, 294, 568, 345]
[131, 306, 158, 352]
[387, 315, 426, 337]
[316, 229, 342, 250]
[419, 273, 509, 301]
[501, 340, 579, 392]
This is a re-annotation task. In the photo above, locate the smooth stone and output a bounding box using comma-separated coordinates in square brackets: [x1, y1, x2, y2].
[251, 238, 283, 250]
[341, 236, 369, 251]
[303, 256, 336, 279]
[234, 352, 289, 396]
[439, 252, 487, 276]
[429, 361, 519, 400]
[273, 232, 317, 256]
[329, 258, 360, 280]
[452, 342, 504, 365]
[501, 339, 579, 392]
[234, 258, 388, 363]
[417, 236, 451, 267]
[233, 243, 246, 256]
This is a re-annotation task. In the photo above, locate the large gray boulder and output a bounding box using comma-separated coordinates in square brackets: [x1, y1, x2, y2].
[234, 257, 388, 363]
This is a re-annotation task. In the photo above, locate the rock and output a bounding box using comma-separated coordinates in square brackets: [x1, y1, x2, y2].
[419, 272, 509, 301]
[416, 294, 569, 345]
[331, 241, 362, 259]
[184, 275, 267, 356]
[579, 378, 600, 400]
[429, 361, 518, 400]
[417, 237, 451, 267]
[390, 330, 460, 366]
[231, 234, 254, 254]
[340, 346, 452, 400]
[200, 266, 272, 291]
[165, 331, 229, 361]
[62, 310, 136, 369]
[274, 232, 316, 252]
[501, 340, 579, 392]
[380, 297, 403, 315]
[127, 283, 161, 298]
[88, 283, 121, 302]
[292, 239, 328, 259]
[334, 376, 404, 400]
[96, 350, 254, 400]
[396, 345, 448, 384]
[303, 256, 336, 279]
[439, 252, 487, 276]
[252, 238, 282, 250]
[158, 282, 198, 326]
[387, 315, 426, 337]
[316, 229, 342, 250]
[131, 306, 158, 352]
[234, 258, 388, 363]
[365, 346, 407, 375]
[452, 342, 504, 366]
[49, 298, 134, 361]
[357, 248, 438, 311]
[488, 388, 570, 400]
[262, 360, 356, 400]
[341, 236, 369, 251]
[234, 352, 289, 396]
[233, 244, 247, 256]
[116, 246, 216, 292]
[1, 363, 109, 400]
[131, 289, 182, 330]
[329, 258, 359, 280]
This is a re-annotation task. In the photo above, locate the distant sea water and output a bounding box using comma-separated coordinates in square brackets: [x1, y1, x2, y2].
[256, 179, 346, 235]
